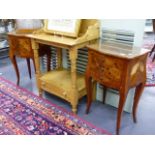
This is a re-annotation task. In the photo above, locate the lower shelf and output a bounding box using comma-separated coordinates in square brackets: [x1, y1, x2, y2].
[39, 69, 86, 103]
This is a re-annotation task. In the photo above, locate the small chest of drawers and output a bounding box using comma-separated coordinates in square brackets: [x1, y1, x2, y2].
[85, 41, 149, 134]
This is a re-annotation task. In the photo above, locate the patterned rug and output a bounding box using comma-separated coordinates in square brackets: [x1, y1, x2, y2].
[143, 43, 155, 86]
[0, 77, 110, 135]
[146, 57, 155, 86]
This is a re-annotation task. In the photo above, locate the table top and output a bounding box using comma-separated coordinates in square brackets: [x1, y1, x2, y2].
[8, 31, 77, 45]
[8, 31, 93, 47]
[87, 40, 150, 59]
[27, 33, 79, 46]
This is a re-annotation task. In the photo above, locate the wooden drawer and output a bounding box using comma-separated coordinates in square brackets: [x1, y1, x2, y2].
[88, 51, 125, 88]
[39, 69, 86, 103]
[9, 36, 33, 58]
[40, 79, 71, 102]
[17, 39, 32, 57]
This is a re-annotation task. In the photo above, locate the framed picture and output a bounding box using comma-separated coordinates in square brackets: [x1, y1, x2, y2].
[43, 19, 82, 38]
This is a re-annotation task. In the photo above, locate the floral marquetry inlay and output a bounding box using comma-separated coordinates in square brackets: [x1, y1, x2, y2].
[8, 35, 32, 57]
[89, 51, 124, 84]
[18, 39, 31, 53]
[86, 41, 149, 134]
[131, 62, 144, 76]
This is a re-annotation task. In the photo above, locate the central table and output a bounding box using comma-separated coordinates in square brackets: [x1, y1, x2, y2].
[28, 19, 100, 113]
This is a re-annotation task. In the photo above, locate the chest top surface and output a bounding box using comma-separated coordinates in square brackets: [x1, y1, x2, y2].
[87, 40, 149, 59]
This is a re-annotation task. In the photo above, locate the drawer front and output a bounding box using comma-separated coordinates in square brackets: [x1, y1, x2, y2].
[40, 80, 71, 102]
[88, 51, 124, 87]
[9, 37, 33, 57]
[18, 39, 32, 57]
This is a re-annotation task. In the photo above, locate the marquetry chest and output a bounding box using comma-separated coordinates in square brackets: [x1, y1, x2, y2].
[86, 40, 149, 134]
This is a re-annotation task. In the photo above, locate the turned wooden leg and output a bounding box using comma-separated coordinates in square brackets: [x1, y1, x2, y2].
[85, 75, 93, 114]
[31, 39, 41, 97]
[69, 48, 78, 113]
[26, 58, 31, 79]
[70, 87, 78, 114]
[71, 104, 78, 114]
[102, 86, 107, 104]
[10, 55, 20, 85]
[116, 90, 128, 135]
[132, 83, 145, 123]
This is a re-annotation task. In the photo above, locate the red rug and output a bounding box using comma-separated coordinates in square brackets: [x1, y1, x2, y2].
[143, 43, 155, 86]
[0, 77, 110, 135]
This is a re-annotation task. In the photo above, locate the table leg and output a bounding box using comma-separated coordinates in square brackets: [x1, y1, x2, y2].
[103, 86, 107, 104]
[26, 58, 31, 79]
[31, 39, 42, 96]
[132, 82, 145, 123]
[92, 81, 97, 101]
[116, 90, 128, 134]
[85, 75, 93, 114]
[10, 55, 20, 85]
[69, 48, 78, 113]
[71, 96, 78, 113]
[149, 44, 155, 57]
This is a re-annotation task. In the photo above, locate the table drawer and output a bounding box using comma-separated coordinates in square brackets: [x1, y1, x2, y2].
[40, 79, 71, 102]
[9, 36, 33, 57]
[88, 51, 124, 87]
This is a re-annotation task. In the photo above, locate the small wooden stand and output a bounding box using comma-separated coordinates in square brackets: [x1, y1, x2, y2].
[85, 41, 149, 134]
[28, 19, 100, 113]
[8, 30, 52, 85]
